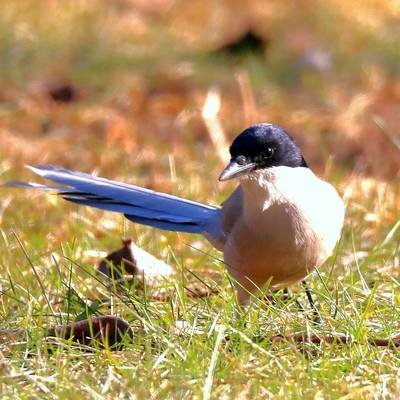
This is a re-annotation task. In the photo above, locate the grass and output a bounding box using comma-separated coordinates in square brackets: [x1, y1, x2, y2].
[0, 1, 400, 398]
[1, 150, 399, 399]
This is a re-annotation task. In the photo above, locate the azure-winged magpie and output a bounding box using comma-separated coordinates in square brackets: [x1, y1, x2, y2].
[5, 123, 344, 305]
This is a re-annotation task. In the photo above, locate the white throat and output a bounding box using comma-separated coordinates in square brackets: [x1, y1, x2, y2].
[239, 166, 308, 207]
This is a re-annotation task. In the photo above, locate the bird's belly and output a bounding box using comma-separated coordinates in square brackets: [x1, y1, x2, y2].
[223, 203, 324, 299]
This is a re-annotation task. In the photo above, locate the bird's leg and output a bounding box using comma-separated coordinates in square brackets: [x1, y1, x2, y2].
[302, 281, 322, 324]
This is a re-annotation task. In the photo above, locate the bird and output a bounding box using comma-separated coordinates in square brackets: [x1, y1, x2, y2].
[5, 123, 344, 306]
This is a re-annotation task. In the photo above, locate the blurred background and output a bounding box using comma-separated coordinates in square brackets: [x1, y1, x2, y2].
[0, 0, 399, 186]
[0, 2, 399, 395]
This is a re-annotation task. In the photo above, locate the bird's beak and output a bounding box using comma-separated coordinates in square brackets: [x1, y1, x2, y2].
[218, 160, 256, 181]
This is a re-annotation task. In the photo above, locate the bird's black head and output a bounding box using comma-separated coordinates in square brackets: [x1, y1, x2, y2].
[219, 123, 308, 181]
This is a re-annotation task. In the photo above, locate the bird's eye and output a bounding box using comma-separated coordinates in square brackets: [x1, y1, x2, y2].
[264, 147, 275, 158]
[236, 155, 247, 165]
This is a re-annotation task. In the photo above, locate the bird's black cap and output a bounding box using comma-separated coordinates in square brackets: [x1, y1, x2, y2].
[219, 123, 308, 181]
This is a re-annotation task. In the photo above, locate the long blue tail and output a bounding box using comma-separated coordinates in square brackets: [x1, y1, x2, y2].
[6, 165, 221, 234]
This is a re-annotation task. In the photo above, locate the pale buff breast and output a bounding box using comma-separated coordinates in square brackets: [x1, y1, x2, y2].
[221, 167, 344, 302]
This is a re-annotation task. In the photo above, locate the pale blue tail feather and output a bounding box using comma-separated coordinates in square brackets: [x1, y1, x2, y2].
[5, 165, 221, 234]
